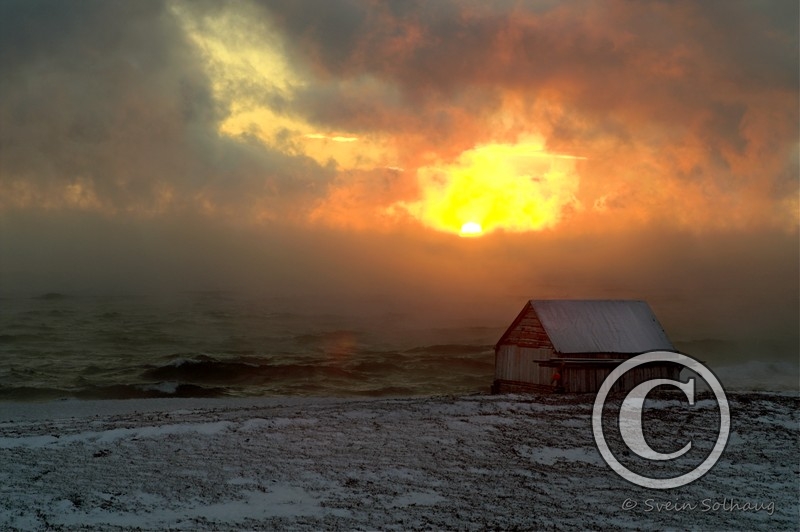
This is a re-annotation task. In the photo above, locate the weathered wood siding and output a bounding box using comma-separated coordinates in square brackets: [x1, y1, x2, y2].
[595, 363, 682, 395]
[495, 345, 553, 384]
[495, 304, 557, 389]
[559, 352, 622, 360]
[501, 305, 552, 348]
[563, 366, 598, 393]
[494, 363, 680, 394]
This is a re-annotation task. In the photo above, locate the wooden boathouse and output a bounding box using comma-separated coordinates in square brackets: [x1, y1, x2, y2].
[491, 300, 681, 394]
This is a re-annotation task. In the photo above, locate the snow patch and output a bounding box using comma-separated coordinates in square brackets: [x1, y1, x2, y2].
[517, 445, 605, 467]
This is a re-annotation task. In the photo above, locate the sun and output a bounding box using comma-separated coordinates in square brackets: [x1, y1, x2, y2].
[393, 139, 582, 236]
[459, 221, 483, 237]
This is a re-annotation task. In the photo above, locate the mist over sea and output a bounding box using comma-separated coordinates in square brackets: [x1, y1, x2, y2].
[0, 291, 500, 401]
[0, 291, 796, 401]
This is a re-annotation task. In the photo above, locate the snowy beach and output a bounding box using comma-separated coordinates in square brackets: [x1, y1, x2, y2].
[2, 1, 798, 530]
[1, 392, 797, 531]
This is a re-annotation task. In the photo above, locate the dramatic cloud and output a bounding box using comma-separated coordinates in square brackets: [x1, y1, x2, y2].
[0, 1, 797, 358]
[251, 0, 799, 232]
[2, 0, 796, 232]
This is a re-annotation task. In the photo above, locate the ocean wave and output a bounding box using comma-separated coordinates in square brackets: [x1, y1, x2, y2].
[404, 344, 494, 355]
[0, 383, 228, 401]
[140, 355, 359, 385]
[690, 360, 800, 392]
[82, 383, 228, 400]
[349, 385, 419, 397]
[32, 292, 69, 300]
[0, 333, 42, 344]
[0, 386, 73, 401]
[291, 330, 363, 346]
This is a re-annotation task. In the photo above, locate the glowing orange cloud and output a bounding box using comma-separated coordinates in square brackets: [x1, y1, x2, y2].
[391, 140, 583, 236]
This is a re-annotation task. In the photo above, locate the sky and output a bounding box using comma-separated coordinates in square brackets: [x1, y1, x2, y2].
[0, 1, 798, 357]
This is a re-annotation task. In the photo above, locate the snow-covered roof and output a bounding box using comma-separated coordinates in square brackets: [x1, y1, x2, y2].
[530, 300, 674, 354]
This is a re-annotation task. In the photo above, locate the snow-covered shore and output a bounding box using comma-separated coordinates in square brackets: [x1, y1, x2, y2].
[1, 392, 797, 530]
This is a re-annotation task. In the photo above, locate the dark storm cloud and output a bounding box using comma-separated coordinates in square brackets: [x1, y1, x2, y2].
[3, 0, 795, 223]
[0, 0, 333, 215]
[258, 0, 368, 73]
[265, 0, 798, 97]
[259, 0, 797, 146]
[0, 0, 216, 172]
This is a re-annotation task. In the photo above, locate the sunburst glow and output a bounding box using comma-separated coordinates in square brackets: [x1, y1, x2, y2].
[395, 140, 582, 236]
[459, 221, 483, 237]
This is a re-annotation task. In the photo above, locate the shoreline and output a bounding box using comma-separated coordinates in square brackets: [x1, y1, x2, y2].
[1, 392, 797, 530]
[2, 388, 796, 421]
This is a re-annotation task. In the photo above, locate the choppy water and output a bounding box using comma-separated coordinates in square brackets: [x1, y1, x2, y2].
[0, 292, 499, 400]
[0, 292, 796, 401]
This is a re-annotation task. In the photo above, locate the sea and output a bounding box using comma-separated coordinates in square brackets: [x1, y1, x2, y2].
[1, 291, 797, 401]
[0, 291, 501, 401]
